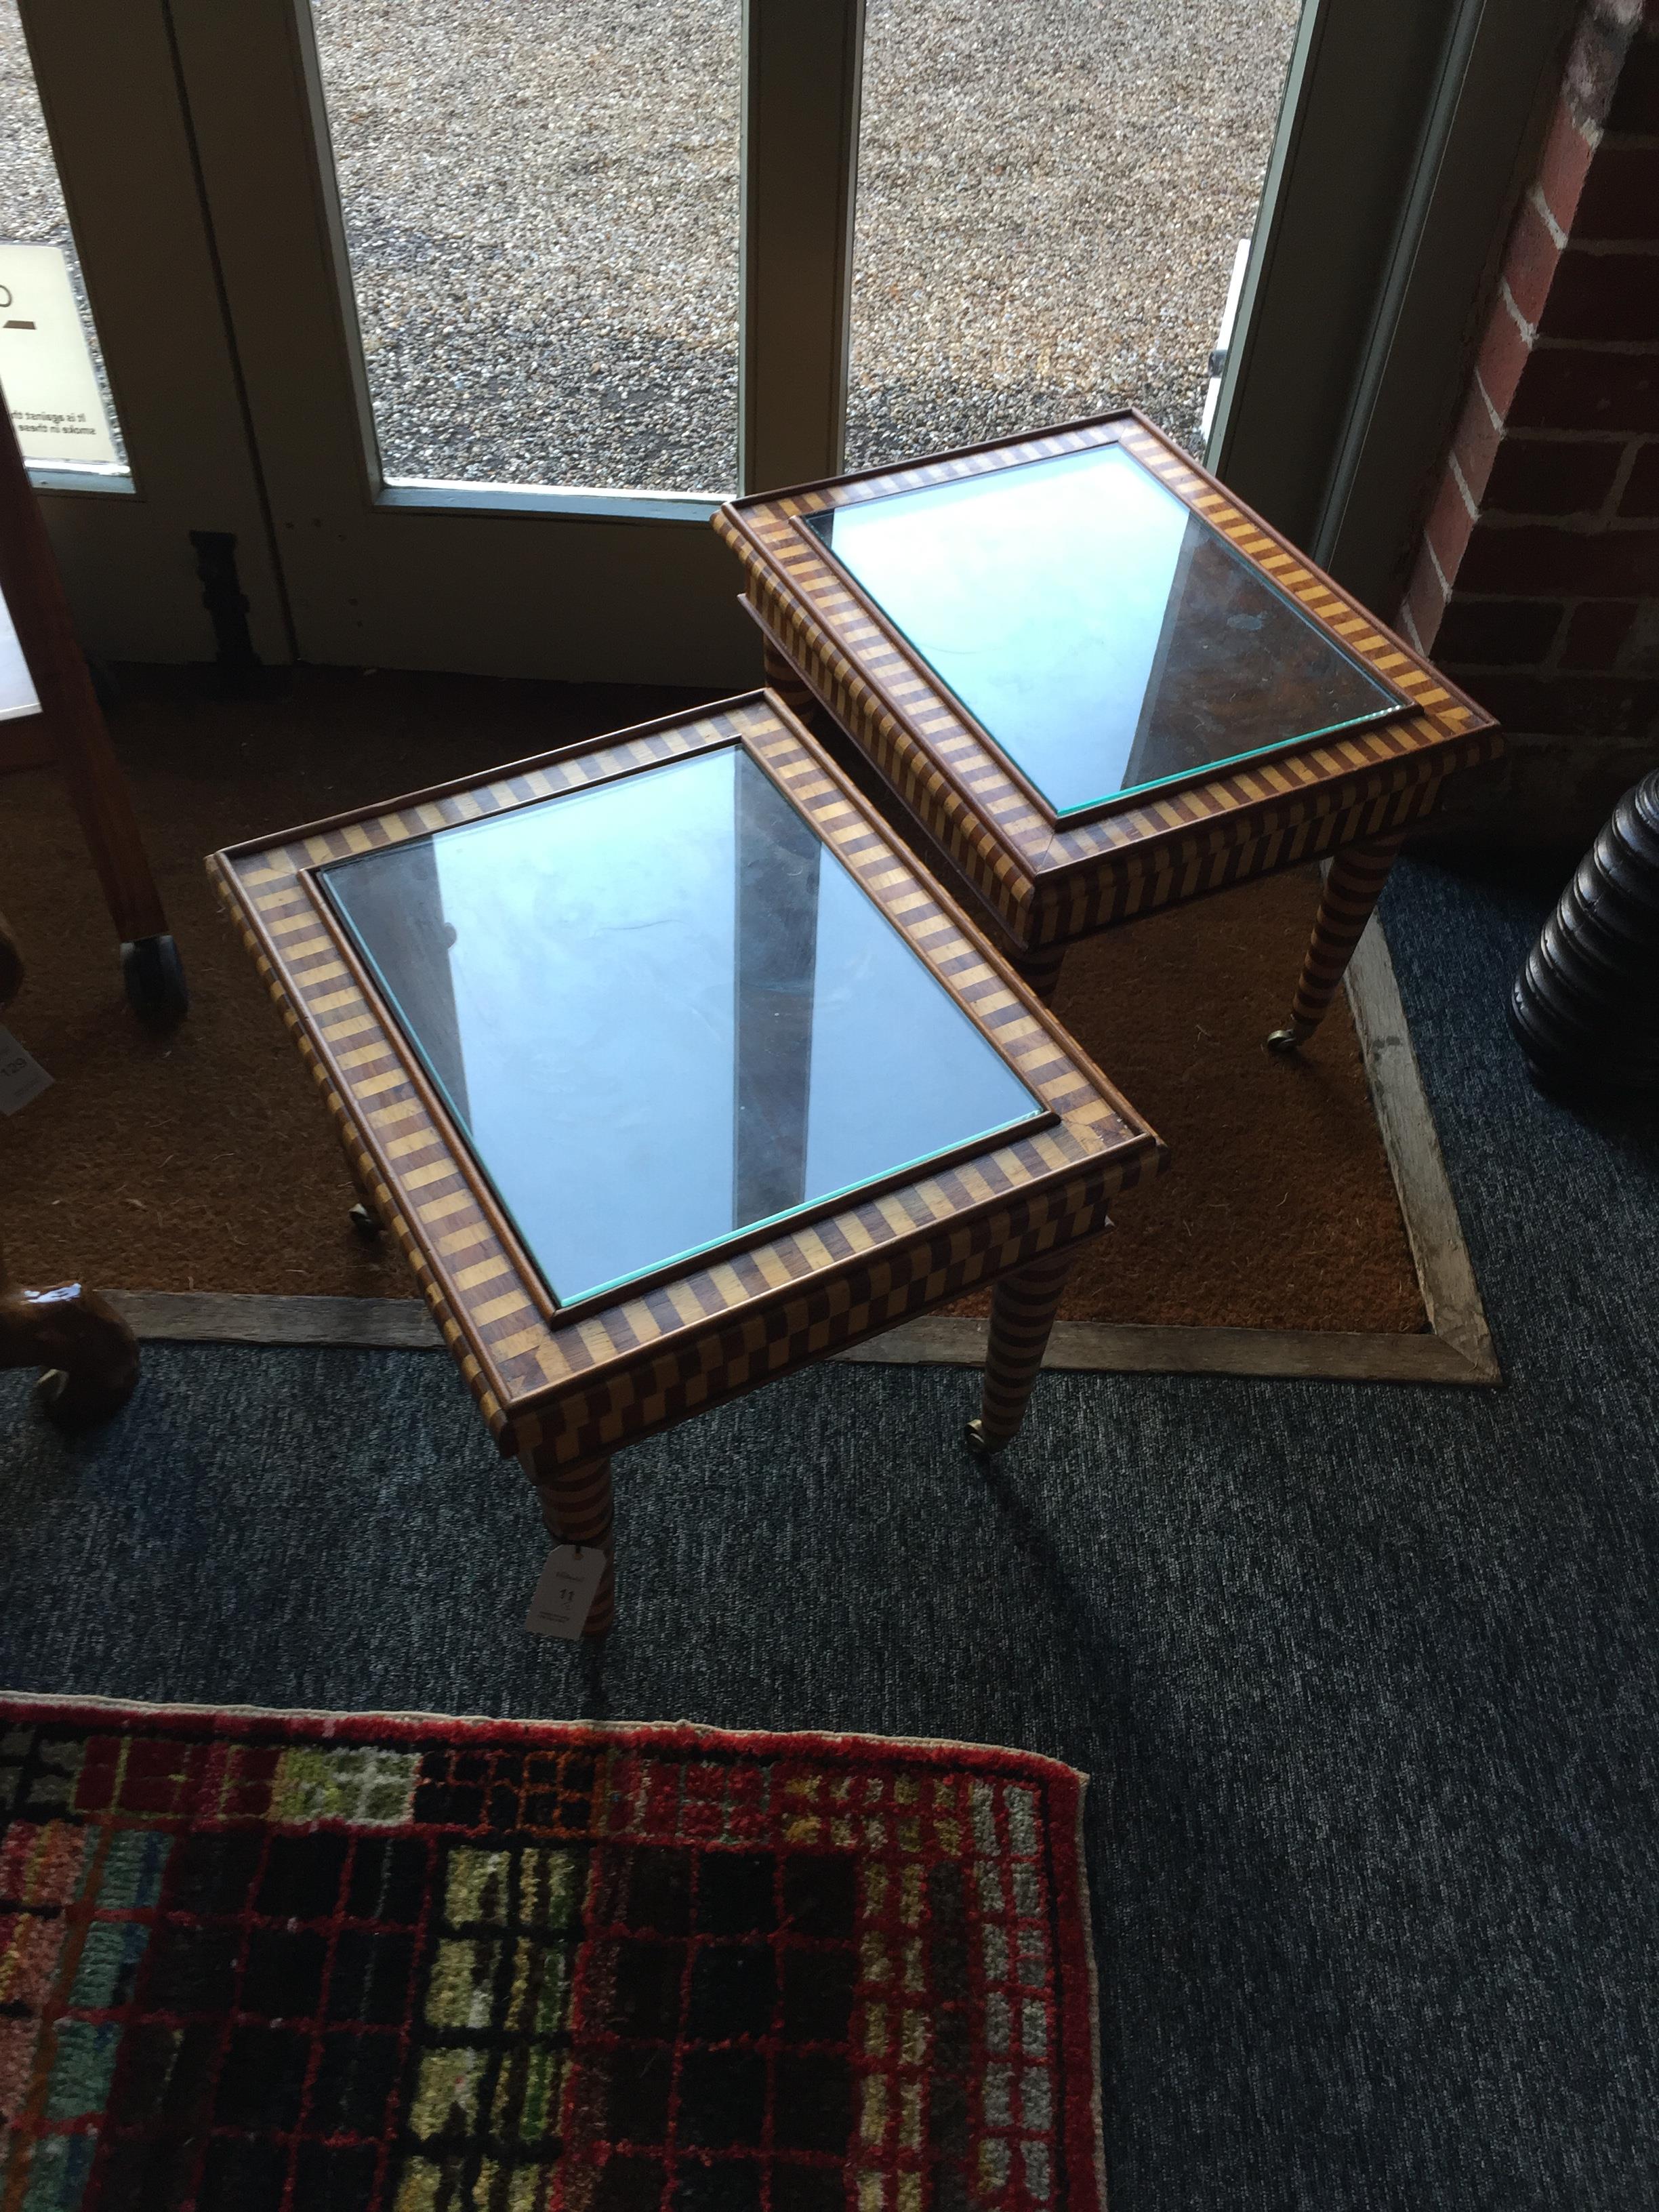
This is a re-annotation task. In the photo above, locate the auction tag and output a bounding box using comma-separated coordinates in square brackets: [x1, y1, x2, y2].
[525, 1546, 605, 1639]
[0, 243, 120, 467]
[0, 1026, 51, 1115]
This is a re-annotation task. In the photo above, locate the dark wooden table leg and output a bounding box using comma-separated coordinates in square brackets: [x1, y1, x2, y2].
[522, 1446, 617, 1635]
[1267, 829, 1409, 1052]
[0, 1269, 140, 1431]
[966, 1248, 1076, 1456]
[0, 909, 22, 1012]
[0, 410, 186, 1024]
[1010, 943, 1066, 1004]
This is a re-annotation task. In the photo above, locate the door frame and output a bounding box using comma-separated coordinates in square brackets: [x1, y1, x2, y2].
[12, 0, 289, 662]
[22, 0, 1578, 676]
[1210, 0, 1578, 611]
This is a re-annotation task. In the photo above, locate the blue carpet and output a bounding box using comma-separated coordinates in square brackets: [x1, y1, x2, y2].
[2, 856, 1655, 2209]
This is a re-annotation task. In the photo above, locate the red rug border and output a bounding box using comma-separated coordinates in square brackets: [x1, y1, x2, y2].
[0, 1692, 1085, 1786]
[0, 1689, 1108, 2207]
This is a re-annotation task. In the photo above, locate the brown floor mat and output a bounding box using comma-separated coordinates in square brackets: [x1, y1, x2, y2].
[0, 665, 1425, 1333]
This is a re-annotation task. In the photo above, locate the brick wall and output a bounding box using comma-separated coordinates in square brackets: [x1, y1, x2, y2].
[1397, 0, 1659, 846]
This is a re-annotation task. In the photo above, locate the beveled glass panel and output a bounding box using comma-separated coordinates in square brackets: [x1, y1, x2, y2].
[320, 745, 1046, 1308]
[805, 442, 1399, 817]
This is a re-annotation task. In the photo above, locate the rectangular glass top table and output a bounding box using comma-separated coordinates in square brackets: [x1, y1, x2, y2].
[718, 410, 1503, 1047]
[209, 693, 1162, 1634]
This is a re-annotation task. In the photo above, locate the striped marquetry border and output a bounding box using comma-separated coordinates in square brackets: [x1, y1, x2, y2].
[209, 694, 1162, 1462]
[752, 586, 1481, 950]
[717, 409, 1504, 945]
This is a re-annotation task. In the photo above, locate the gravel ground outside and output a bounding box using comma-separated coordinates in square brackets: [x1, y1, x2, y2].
[3, 0, 1298, 493]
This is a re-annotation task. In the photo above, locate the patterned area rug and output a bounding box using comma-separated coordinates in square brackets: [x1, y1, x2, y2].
[0, 1698, 1104, 2211]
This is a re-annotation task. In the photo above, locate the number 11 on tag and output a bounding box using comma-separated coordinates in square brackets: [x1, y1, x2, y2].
[525, 1545, 605, 1639]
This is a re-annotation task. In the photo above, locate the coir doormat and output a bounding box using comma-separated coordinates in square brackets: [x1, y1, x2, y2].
[0, 1697, 1104, 2211]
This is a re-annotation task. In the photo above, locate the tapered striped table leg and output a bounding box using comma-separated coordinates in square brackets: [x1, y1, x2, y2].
[1267, 830, 1408, 1052]
[966, 1248, 1077, 1455]
[1011, 943, 1067, 1004]
[762, 638, 819, 722]
[523, 1448, 616, 1635]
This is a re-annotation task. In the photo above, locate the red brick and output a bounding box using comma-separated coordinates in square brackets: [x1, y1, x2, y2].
[1434, 596, 1565, 665]
[1483, 436, 1624, 515]
[1606, 30, 1659, 129]
[1450, 382, 1505, 504]
[1401, 542, 1449, 652]
[1474, 295, 1534, 418]
[1568, 7, 1643, 127]
[1539, 250, 1659, 342]
[1561, 599, 1641, 666]
[1457, 518, 1659, 594]
[1574, 144, 1659, 240]
[1510, 346, 1659, 431]
[1500, 197, 1563, 329]
[1448, 669, 1659, 737]
[1534, 102, 1599, 234]
[1619, 439, 1659, 513]
[1422, 464, 1477, 583]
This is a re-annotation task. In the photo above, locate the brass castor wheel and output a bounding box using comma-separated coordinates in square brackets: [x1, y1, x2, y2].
[348, 1202, 384, 1240]
[963, 1418, 1003, 1457]
[1265, 1026, 1303, 1054]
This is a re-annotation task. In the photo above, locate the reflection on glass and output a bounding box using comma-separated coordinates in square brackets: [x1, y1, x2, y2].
[0, 1, 128, 472]
[321, 746, 1046, 1307]
[310, 0, 741, 494]
[806, 443, 1397, 817]
[845, 0, 1303, 468]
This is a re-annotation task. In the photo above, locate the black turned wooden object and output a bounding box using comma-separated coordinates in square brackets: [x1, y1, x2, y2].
[1510, 768, 1659, 1097]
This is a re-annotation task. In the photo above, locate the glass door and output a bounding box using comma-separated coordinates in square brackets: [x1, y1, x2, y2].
[44, 0, 1572, 680]
[2, 0, 287, 662]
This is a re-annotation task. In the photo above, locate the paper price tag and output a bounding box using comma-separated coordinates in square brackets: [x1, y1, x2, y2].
[525, 1545, 605, 1639]
[0, 242, 120, 467]
[0, 1026, 51, 1115]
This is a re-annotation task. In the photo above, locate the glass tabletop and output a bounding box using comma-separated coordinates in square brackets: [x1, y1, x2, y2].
[803, 442, 1401, 818]
[319, 744, 1048, 1311]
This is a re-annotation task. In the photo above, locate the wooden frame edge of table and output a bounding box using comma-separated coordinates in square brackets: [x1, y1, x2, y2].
[207, 690, 1164, 1630]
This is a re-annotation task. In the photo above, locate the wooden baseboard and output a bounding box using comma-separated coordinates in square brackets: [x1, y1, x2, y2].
[99, 914, 1498, 1389]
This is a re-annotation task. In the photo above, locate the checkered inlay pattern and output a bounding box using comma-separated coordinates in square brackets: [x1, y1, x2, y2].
[207, 696, 1162, 1464]
[716, 411, 1504, 949]
[0, 1704, 1107, 2212]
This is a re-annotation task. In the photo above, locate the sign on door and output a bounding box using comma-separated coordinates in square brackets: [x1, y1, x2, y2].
[0, 241, 119, 468]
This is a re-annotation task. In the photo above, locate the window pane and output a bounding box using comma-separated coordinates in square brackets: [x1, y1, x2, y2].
[0, 1, 127, 472]
[846, 0, 1302, 470]
[311, 0, 741, 495]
